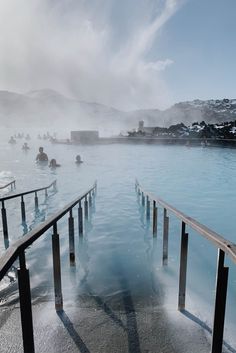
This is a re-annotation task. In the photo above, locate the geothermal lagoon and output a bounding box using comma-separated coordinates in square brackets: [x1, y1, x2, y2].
[0, 130, 236, 352]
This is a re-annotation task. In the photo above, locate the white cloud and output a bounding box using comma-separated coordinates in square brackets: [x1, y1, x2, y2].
[143, 59, 174, 72]
[0, 0, 182, 110]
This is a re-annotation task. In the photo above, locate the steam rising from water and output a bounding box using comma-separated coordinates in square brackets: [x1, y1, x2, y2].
[0, 0, 182, 110]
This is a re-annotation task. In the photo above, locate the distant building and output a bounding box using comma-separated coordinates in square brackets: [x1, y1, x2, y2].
[71, 130, 99, 143]
[138, 121, 156, 135]
[138, 120, 144, 131]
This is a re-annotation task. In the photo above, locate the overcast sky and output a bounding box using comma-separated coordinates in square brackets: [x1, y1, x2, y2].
[0, 0, 235, 110]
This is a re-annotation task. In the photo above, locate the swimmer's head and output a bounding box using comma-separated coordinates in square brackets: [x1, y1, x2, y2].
[50, 159, 56, 166]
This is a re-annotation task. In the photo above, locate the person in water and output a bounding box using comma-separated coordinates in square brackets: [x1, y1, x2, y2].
[22, 142, 30, 150]
[9, 136, 16, 144]
[75, 155, 83, 164]
[36, 147, 48, 162]
[49, 159, 61, 168]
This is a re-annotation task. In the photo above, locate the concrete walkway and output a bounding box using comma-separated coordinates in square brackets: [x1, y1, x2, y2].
[0, 295, 213, 353]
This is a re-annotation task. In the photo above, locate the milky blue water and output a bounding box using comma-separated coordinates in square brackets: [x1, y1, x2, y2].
[1, 130, 236, 349]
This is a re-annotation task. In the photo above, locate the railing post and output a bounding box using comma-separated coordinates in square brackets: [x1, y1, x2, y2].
[137, 188, 141, 203]
[18, 251, 35, 353]
[34, 192, 39, 212]
[162, 208, 169, 266]
[89, 192, 92, 207]
[84, 196, 88, 220]
[21, 195, 26, 224]
[211, 249, 229, 353]
[92, 183, 96, 198]
[68, 209, 75, 266]
[146, 196, 150, 220]
[1, 201, 9, 247]
[78, 201, 83, 235]
[178, 222, 188, 310]
[11, 182, 13, 191]
[142, 192, 145, 206]
[136, 187, 139, 200]
[153, 200, 157, 236]
[52, 223, 63, 311]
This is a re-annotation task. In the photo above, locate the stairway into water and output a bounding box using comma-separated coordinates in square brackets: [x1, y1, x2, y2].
[0, 181, 218, 353]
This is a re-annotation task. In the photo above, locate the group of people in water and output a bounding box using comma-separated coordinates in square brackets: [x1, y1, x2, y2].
[8, 135, 83, 168]
[9, 134, 31, 144]
[8, 138, 30, 150]
[37, 132, 57, 142]
[8, 139, 31, 151]
[9, 132, 56, 145]
[36, 147, 83, 168]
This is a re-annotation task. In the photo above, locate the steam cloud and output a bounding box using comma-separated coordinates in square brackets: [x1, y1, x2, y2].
[0, 0, 182, 110]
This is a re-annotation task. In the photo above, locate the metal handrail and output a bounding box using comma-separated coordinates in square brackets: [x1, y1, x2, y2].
[135, 179, 233, 353]
[0, 180, 56, 201]
[0, 181, 96, 280]
[0, 181, 97, 353]
[0, 180, 16, 190]
[1, 180, 57, 248]
[135, 179, 236, 264]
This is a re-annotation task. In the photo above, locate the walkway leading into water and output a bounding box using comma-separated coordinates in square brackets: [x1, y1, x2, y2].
[0, 184, 224, 352]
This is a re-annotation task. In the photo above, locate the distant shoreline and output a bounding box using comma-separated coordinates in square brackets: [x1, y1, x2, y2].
[53, 136, 236, 148]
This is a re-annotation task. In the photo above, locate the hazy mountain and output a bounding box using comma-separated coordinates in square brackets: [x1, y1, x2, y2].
[0, 89, 236, 133]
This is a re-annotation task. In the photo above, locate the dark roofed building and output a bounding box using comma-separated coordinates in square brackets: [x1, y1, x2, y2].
[138, 120, 156, 135]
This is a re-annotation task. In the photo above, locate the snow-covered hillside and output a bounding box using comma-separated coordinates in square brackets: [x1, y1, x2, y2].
[163, 98, 236, 126]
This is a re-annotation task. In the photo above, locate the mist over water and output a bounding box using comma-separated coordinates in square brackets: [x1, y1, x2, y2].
[0, 0, 181, 112]
[0, 0, 184, 137]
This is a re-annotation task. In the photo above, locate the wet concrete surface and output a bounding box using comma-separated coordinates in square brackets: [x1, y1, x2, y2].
[0, 296, 213, 353]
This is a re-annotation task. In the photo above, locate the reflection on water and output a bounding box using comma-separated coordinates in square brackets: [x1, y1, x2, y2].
[78, 232, 90, 286]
